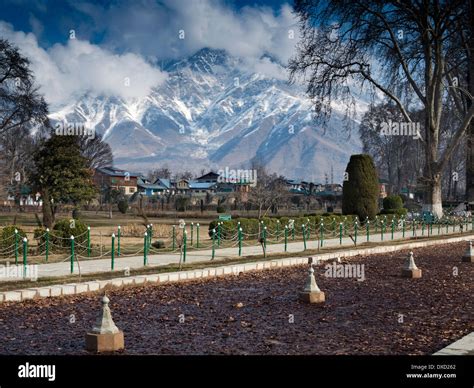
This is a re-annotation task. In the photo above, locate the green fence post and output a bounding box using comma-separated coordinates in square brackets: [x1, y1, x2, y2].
[14, 229, 18, 265]
[190, 222, 194, 246]
[117, 226, 121, 256]
[302, 224, 307, 250]
[332, 218, 336, 237]
[354, 221, 358, 245]
[422, 221, 425, 236]
[438, 221, 440, 235]
[276, 220, 280, 241]
[217, 222, 221, 247]
[292, 223, 295, 240]
[381, 221, 384, 241]
[196, 223, 200, 248]
[366, 220, 370, 242]
[284, 226, 288, 252]
[320, 223, 324, 247]
[183, 230, 187, 263]
[238, 227, 242, 256]
[375, 216, 379, 234]
[263, 226, 267, 257]
[22, 237, 27, 278]
[143, 232, 148, 266]
[339, 222, 343, 245]
[111, 233, 115, 270]
[150, 223, 153, 239]
[344, 217, 347, 236]
[211, 228, 216, 260]
[391, 218, 394, 240]
[87, 226, 91, 257]
[45, 228, 49, 262]
[172, 225, 176, 250]
[70, 235, 75, 274]
[453, 218, 455, 233]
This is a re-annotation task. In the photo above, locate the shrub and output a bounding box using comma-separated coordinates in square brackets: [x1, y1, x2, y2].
[207, 215, 360, 239]
[151, 240, 165, 249]
[72, 208, 81, 219]
[50, 219, 88, 249]
[216, 206, 226, 213]
[342, 154, 379, 220]
[380, 208, 408, 217]
[0, 226, 27, 255]
[383, 195, 403, 211]
[118, 199, 129, 214]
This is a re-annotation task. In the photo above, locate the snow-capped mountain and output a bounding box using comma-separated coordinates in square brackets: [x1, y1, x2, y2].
[49, 48, 363, 181]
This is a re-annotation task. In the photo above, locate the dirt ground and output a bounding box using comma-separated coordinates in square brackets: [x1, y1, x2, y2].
[0, 241, 472, 355]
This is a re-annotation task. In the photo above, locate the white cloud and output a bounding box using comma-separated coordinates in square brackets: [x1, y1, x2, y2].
[0, 22, 168, 108]
[75, 0, 299, 64]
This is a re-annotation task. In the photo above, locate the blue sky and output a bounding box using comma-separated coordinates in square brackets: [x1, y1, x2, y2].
[0, 0, 298, 107]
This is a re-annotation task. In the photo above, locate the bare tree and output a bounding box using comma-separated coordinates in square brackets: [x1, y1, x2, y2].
[289, 0, 474, 217]
[77, 134, 113, 170]
[0, 39, 48, 135]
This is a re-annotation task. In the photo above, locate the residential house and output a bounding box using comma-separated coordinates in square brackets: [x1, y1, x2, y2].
[93, 167, 140, 196]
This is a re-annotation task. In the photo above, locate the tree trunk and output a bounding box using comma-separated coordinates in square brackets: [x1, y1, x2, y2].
[41, 188, 54, 228]
[466, 0, 474, 202]
[422, 175, 443, 218]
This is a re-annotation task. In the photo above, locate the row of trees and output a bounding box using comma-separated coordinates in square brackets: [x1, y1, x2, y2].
[290, 0, 474, 217]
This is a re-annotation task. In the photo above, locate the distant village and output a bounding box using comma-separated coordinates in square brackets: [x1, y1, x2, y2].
[0, 164, 394, 212]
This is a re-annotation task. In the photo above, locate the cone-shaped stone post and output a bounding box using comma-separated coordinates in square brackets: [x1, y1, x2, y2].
[86, 295, 124, 352]
[401, 251, 422, 278]
[299, 265, 325, 304]
[462, 241, 474, 263]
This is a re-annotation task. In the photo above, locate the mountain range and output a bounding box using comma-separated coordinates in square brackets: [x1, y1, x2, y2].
[49, 48, 364, 182]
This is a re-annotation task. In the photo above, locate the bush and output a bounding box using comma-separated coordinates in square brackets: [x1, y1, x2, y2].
[380, 208, 408, 217]
[50, 219, 88, 249]
[216, 206, 226, 213]
[208, 215, 360, 239]
[151, 240, 165, 249]
[72, 208, 81, 219]
[383, 195, 403, 211]
[118, 199, 129, 214]
[0, 226, 27, 255]
[342, 154, 379, 220]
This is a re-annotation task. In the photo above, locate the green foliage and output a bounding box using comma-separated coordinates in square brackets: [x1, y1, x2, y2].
[380, 208, 408, 217]
[383, 195, 403, 210]
[151, 240, 165, 249]
[342, 154, 380, 220]
[51, 218, 88, 248]
[0, 226, 27, 255]
[31, 134, 97, 205]
[208, 215, 359, 239]
[118, 199, 129, 214]
[72, 208, 81, 219]
[216, 206, 226, 213]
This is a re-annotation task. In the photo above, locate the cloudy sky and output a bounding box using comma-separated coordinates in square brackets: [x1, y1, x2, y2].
[0, 0, 299, 108]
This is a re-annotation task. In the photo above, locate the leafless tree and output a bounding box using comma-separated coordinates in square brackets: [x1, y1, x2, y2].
[77, 133, 113, 170]
[289, 0, 474, 217]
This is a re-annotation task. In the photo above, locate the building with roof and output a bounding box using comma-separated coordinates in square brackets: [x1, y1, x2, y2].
[93, 167, 141, 196]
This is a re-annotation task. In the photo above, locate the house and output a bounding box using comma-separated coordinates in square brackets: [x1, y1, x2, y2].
[195, 171, 220, 184]
[93, 167, 140, 196]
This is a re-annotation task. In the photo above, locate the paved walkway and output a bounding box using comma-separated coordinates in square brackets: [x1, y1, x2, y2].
[2, 226, 472, 279]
